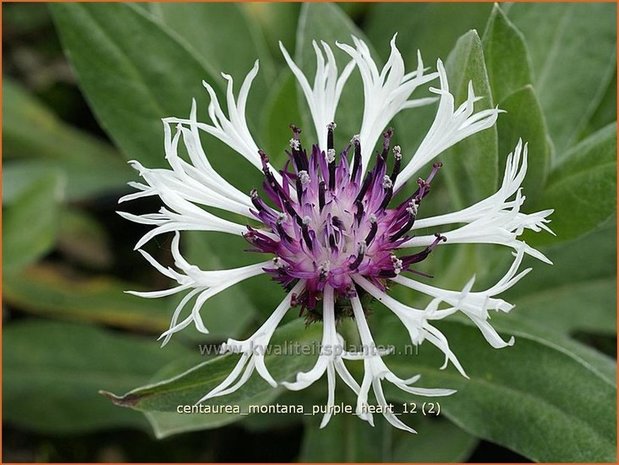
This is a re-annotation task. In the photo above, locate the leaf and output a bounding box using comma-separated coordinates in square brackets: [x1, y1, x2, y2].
[260, 70, 305, 165]
[104, 320, 322, 433]
[503, 223, 616, 338]
[50, 3, 219, 167]
[295, 3, 366, 149]
[391, 417, 478, 462]
[3, 320, 193, 434]
[57, 208, 113, 269]
[379, 320, 616, 462]
[366, 3, 493, 66]
[151, 3, 275, 110]
[3, 173, 63, 274]
[2, 78, 132, 201]
[300, 413, 477, 462]
[443, 30, 498, 208]
[3, 263, 172, 332]
[300, 413, 389, 461]
[529, 124, 616, 245]
[243, 3, 301, 65]
[496, 85, 549, 201]
[509, 3, 616, 154]
[482, 4, 532, 104]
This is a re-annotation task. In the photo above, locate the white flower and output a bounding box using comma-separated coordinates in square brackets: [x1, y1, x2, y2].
[119, 36, 553, 433]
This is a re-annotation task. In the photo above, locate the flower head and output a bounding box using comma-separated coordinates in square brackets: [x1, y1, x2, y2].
[119, 36, 553, 432]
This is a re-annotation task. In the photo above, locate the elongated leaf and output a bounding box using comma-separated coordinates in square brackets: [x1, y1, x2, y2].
[482, 4, 532, 104]
[378, 320, 616, 462]
[3, 78, 132, 201]
[3, 263, 172, 332]
[50, 3, 218, 168]
[3, 321, 192, 434]
[301, 413, 477, 462]
[244, 3, 300, 65]
[3, 173, 63, 274]
[443, 30, 498, 208]
[529, 124, 616, 245]
[260, 70, 305, 165]
[57, 208, 112, 269]
[104, 319, 322, 417]
[496, 85, 549, 201]
[151, 3, 275, 110]
[509, 3, 616, 154]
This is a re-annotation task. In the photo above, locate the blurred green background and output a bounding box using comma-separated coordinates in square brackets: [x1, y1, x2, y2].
[2, 2, 617, 462]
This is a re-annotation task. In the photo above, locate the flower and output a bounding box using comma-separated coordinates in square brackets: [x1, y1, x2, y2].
[119, 35, 553, 432]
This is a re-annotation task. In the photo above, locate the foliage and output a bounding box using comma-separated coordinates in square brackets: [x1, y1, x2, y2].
[3, 2, 616, 462]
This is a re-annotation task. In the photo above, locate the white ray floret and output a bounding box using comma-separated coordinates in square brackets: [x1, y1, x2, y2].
[337, 35, 439, 171]
[280, 41, 355, 149]
[282, 286, 361, 428]
[393, 247, 530, 349]
[196, 281, 306, 404]
[396, 60, 501, 189]
[349, 295, 455, 433]
[401, 141, 554, 263]
[119, 121, 253, 218]
[127, 233, 270, 346]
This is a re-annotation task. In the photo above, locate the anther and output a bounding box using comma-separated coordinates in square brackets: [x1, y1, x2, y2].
[349, 241, 367, 270]
[365, 217, 378, 245]
[351, 135, 362, 181]
[289, 138, 301, 151]
[382, 175, 393, 189]
[327, 122, 336, 150]
[298, 170, 310, 185]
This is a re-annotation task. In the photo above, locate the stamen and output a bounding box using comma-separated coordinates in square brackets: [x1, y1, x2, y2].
[298, 170, 310, 185]
[379, 128, 394, 161]
[365, 215, 378, 245]
[326, 149, 336, 163]
[327, 122, 336, 150]
[301, 221, 313, 251]
[351, 135, 361, 181]
[318, 181, 326, 211]
[289, 138, 300, 151]
[390, 146, 402, 183]
[354, 199, 364, 225]
[349, 241, 367, 270]
[382, 175, 393, 189]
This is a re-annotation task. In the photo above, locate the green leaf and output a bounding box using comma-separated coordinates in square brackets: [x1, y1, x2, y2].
[482, 4, 532, 104]
[300, 413, 477, 462]
[244, 3, 300, 65]
[151, 3, 275, 109]
[529, 124, 616, 245]
[509, 3, 616, 154]
[504, 223, 616, 339]
[365, 3, 493, 66]
[443, 30, 498, 208]
[3, 320, 193, 434]
[2, 78, 132, 201]
[260, 70, 305, 164]
[3, 263, 172, 332]
[57, 208, 112, 269]
[380, 320, 616, 462]
[104, 320, 322, 434]
[496, 85, 549, 201]
[3, 173, 63, 274]
[50, 3, 219, 167]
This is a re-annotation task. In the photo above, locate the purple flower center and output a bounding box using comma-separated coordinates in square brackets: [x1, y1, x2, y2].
[244, 124, 445, 316]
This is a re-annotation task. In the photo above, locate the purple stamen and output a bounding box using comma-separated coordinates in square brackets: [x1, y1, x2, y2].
[245, 126, 444, 313]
